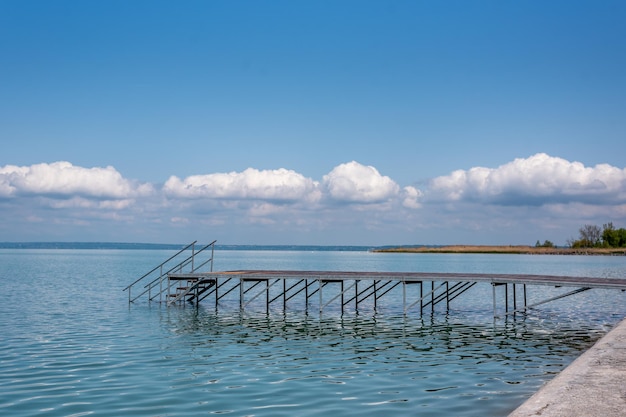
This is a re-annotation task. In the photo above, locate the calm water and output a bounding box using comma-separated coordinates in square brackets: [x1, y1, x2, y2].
[1, 249, 625, 416]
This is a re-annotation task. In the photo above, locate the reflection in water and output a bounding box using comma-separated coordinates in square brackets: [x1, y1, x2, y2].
[168, 306, 600, 352]
[155, 306, 607, 416]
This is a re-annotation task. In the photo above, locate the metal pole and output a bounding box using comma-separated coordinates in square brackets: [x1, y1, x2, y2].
[492, 283, 496, 317]
[191, 242, 195, 272]
[502, 283, 510, 313]
[341, 281, 344, 312]
[159, 265, 163, 303]
[266, 279, 269, 314]
[403, 280, 406, 315]
[374, 280, 377, 311]
[240, 278, 244, 310]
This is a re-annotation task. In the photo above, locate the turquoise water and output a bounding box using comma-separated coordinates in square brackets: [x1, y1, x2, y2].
[1, 249, 625, 416]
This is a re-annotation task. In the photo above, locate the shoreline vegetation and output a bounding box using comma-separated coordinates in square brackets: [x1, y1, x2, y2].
[376, 222, 626, 255]
[373, 245, 626, 255]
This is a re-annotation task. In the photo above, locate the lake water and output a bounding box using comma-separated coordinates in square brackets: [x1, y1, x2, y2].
[1, 249, 625, 416]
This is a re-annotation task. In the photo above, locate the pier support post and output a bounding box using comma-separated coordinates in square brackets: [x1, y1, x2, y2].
[240, 278, 244, 310]
[506, 283, 509, 313]
[341, 280, 344, 313]
[159, 265, 163, 303]
[373, 280, 377, 311]
[492, 283, 496, 317]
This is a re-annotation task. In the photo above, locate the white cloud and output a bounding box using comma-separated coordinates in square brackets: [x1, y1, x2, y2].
[0, 161, 153, 200]
[428, 153, 626, 206]
[163, 168, 321, 203]
[402, 186, 422, 209]
[322, 161, 400, 203]
[163, 162, 403, 207]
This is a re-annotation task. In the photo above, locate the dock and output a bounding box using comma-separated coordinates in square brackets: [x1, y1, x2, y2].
[166, 270, 626, 316]
[122, 241, 626, 317]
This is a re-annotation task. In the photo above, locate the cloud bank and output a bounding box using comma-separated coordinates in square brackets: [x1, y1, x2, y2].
[428, 153, 626, 206]
[1, 154, 625, 244]
[163, 168, 320, 203]
[0, 161, 153, 199]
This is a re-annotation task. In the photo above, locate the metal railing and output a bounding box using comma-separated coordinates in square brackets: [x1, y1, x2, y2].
[123, 240, 216, 303]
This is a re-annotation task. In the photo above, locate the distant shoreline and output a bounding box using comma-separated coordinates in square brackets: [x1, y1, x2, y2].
[2, 242, 625, 255]
[0, 242, 372, 251]
[373, 245, 626, 255]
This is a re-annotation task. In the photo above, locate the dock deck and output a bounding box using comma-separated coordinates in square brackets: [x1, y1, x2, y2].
[171, 269, 626, 289]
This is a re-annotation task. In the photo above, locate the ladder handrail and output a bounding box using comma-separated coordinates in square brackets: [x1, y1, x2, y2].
[143, 240, 216, 289]
[144, 257, 208, 302]
[125, 240, 217, 303]
[144, 256, 194, 289]
[132, 258, 199, 303]
[123, 241, 197, 292]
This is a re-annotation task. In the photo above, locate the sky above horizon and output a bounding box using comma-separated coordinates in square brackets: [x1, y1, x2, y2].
[1, 1, 625, 246]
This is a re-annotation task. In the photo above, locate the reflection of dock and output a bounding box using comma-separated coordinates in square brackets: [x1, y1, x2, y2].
[123, 241, 626, 317]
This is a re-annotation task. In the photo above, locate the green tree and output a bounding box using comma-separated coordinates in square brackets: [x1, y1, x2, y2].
[569, 223, 626, 248]
[535, 240, 554, 248]
[576, 224, 602, 247]
[618, 229, 626, 247]
[602, 222, 618, 247]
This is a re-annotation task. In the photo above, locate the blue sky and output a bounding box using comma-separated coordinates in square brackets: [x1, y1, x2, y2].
[1, 0, 625, 246]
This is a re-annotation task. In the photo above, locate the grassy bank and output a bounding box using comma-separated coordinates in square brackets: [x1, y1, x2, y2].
[373, 245, 626, 255]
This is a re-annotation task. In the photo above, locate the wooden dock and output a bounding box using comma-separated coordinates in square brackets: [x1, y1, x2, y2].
[123, 241, 626, 317]
[165, 269, 626, 317]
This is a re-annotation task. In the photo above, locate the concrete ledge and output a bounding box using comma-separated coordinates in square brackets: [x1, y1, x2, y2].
[509, 318, 626, 417]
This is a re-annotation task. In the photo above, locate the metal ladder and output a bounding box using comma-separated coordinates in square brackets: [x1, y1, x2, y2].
[123, 240, 216, 303]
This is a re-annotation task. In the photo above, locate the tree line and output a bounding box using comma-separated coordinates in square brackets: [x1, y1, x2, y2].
[566, 222, 626, 248]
